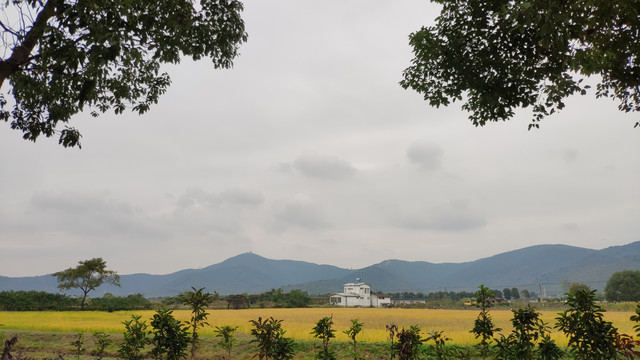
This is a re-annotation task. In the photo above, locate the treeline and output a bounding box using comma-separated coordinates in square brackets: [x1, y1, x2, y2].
[387, 291, 476, 301]
[0, 288, 314, 312]
[246, 288, 311, 308]
[164, 288, 313, 309]
[0, 291, 152, 311]
[387, 287, 541, 301]
[0, 290, 75, 311]
[91, 293, 153, 312]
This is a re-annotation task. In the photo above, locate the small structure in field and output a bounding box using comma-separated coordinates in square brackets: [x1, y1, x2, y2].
[329, 279, 390, 308]
[390, 298, 427, 306]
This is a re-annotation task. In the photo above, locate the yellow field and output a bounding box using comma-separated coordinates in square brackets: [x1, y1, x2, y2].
[0, 308, 636, 346]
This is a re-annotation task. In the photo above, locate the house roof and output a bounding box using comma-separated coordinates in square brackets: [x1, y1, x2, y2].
[330, 292, 360, 297]
[343, 282, 370, 286]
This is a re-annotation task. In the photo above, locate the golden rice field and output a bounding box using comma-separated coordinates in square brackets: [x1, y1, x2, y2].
[0, 308, 636, 346]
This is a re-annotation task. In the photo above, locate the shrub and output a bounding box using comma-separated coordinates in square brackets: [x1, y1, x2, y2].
[119, 315, 150, 360]
[471, 285, 501, 359]
[179, 287, 212, 358]
[343, 318, 364, 360]
[393, 325, 424, 360]
[214, 325, 238, 360]
[310, 316, 336, 360]
[494, 306, 562, 360]
[70, 332, 86, 360]
[425, 329, 451, 360]
[92, 332, 112, 360]
[249, 316, 295, 360]
[149, 309, 189, 360]
[555, 289, 618, 360]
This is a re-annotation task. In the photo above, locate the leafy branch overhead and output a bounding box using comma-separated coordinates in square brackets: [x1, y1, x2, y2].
[401, 0, 640, 129]
[0, 0, 247, 147]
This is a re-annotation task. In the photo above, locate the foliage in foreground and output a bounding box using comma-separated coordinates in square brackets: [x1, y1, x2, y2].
[556, 290, 618, 360]
[310, 316, 336, 360]
[179, 287, 212, 358]
[120, 315, 150, 360]
[401, 0, 640, 130]
[149, 309, 189, 360]
[471, 285, 500, 359]
[249, 316, 295, 360]
[214, 325, 238, 359]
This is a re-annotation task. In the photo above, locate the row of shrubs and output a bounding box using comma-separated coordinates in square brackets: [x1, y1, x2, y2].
[0, 291, 152, 311]
[0, 289, 316, 311]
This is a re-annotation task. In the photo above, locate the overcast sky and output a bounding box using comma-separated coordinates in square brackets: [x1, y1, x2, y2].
[1, 0, 638, 278]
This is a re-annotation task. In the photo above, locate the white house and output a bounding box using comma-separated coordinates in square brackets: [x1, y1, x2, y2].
[329, 280, 390, 308]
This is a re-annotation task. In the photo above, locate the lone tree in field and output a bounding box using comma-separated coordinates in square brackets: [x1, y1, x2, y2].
[401, 0, 640, 129]
[605, 270, 640, 302]
[0, 0, 247, 148]
[53, 258, 120, 310]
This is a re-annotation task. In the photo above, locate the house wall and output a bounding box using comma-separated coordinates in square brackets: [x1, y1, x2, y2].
[374, 295, 391, 307]
[331, 282, 377, 307]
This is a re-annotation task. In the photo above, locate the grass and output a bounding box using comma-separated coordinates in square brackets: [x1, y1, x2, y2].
[1, 306, 637, 345]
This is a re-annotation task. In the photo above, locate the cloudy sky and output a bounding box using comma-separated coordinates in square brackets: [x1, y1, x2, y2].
[1, 0, 638, 278]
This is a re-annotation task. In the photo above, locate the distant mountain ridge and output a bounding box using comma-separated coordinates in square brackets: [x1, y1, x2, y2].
[2, 242, 639, 297]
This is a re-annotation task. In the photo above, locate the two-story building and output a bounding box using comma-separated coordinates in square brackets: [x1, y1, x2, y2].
[329, 280, 391, 308]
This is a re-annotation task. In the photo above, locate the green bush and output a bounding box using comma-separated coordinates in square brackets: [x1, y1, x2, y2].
[150, 309, 190, 360]
[89, 293, 152, 312]
[555, 289, 618, 360]
[0, 290, 76, 311]
[119, 315, 150, 360]
[249, 316, 295, 360]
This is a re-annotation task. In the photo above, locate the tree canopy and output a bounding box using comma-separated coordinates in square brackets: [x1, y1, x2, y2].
[568, 282, 590, 295]
[53, 257, 120, 309]
[604, 270, 640, 302]
[401, 0, 640, 129]
[0, 0, 247, 147]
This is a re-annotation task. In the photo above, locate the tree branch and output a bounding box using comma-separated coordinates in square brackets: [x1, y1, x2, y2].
[0, 0, 59, 88]
[0, 19, 20, 39]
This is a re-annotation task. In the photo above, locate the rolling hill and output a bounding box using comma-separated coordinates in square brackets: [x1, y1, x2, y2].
[2, 242, 639, 297]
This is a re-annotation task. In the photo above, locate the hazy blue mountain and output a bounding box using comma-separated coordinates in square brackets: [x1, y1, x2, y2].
[284, 243, 640, 295]
[0, 253, 352, 297]
[0, 274, 60, 293]
[2, 242, 639, 297]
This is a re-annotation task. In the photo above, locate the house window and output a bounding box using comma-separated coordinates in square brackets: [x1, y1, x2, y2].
[330, 297, 342, 303]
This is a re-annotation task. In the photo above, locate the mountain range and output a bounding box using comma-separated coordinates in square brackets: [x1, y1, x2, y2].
[2, 242, 639, 298]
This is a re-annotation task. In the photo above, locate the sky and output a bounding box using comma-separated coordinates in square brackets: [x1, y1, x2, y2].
[1, 0, 639, 278]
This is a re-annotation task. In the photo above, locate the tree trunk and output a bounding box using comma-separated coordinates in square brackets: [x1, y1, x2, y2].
[0, 0, 59, 89]
[81, 291, 88, 310]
